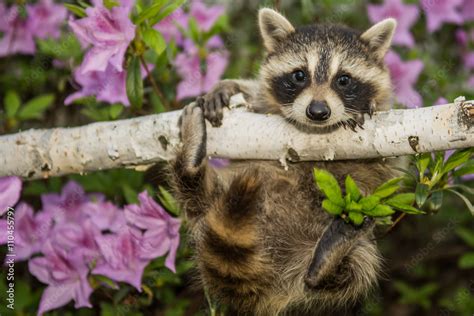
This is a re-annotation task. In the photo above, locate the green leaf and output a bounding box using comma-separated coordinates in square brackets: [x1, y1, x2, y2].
[448, 184, 474, 196]
[456, 227, 474, 247]
[416, 153, 431, 179]
[4, 90, 21, 118]
[426, 190, 444, 212]
[386, 193, 415, 206]
[313, 169, 344, 207]
[459, 252, 474, 269]
[104, 0, 120, 9]
[453, 160, 474, 177]
[387, 201, 425, 215]
[346, 201, 362, 212]
[322, 199, 343, 216]
[142, 28, 167, 56]
[415, 183, 429, 208]
[122, 184, 138, 204]
[134, 0, 167, 24]
[373, 177, 402, 198]
[359, 195, 381, 211]
[64, 3, 87, 17]
[158, 186, 180, 215]
[446, 189, 474, 215]
[442, 149, 472, 175]
[109, 104, 123, 120]
[364, 204, 395, 217]
[17, 94, 54, 120]
[126, 56, 144, 110]
[348, 212, 364, 226]
[345, 175, 361, 201]
[150, 0, 186, 25]
[188, 17, 201, 43]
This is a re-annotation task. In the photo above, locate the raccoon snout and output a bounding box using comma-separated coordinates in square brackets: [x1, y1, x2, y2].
[306, 101, 331, 122]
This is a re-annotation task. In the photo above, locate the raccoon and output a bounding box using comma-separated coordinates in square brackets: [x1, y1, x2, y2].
[171, 8, 398, 316]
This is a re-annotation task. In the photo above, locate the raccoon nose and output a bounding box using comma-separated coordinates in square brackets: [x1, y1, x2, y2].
[306, 101, 331, 121]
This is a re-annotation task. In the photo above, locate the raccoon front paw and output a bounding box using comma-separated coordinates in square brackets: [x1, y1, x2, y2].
[179, 104, 207, 168]
[197, 81, 240, 127]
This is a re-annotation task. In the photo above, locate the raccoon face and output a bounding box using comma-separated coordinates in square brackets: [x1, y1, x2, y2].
[258, 9, 396, 132]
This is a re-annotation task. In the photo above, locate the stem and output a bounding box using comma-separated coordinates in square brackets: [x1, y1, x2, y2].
[138, 55, 169, 111]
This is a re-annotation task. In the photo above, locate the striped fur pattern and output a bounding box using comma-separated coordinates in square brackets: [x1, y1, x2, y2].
[171, 8, 399, 315]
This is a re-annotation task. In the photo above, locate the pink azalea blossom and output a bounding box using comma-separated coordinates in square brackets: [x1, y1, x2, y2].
[0, 5, 36, 57]
[367, 0, 419, 47]
[0, 203, 52, 261]
[434, 97, 448, 105]
[189, 0, 225, 32]
[461, 0, 474, 22]
[175, 39, 228, 100]
[65, 63, 130, 106]
[68, 1, 135, 73]
[27, 0, 67, 40]
[92, 227, 150, 290]
[421, 0, 463, 32]
[124, 191, 181, 272]
[0, 176, 22, 216]
[464, 52, 474, 70]
[40, 181, 93, 224]
[456, 29, 468, 46]
[29, 241, 93, 315]
[385, 51, 424, 108]
[82, 201, 126, 232]
[50, 220, 101, 263]
[154, 8, 188, 45]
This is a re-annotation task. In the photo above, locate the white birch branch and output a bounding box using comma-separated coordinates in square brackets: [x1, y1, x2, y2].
[0, 95, 473, 180]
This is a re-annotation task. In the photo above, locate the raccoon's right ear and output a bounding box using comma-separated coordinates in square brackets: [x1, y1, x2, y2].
[360, 18, 397, 61]
[258, 8, 295, 52]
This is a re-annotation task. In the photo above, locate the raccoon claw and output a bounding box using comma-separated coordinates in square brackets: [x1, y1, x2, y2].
[199, 81, 240, 127]
[179, 104, 207, 168]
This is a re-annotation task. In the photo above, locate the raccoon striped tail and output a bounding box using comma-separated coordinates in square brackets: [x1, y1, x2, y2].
[198, 170, 272, 312]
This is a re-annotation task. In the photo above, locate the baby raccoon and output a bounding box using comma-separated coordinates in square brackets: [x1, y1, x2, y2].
[171, 8, 398, 316]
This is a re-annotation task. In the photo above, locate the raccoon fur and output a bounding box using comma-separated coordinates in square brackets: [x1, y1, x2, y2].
[171, 8, 399, 316]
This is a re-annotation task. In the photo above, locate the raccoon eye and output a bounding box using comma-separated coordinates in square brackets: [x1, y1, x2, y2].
[291, 70, 306, 84]
[337, 74, 352, 87]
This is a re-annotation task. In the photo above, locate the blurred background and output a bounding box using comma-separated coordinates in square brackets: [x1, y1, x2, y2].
[0, 0, 473, 315]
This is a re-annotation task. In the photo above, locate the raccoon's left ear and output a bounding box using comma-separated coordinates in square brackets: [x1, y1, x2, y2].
[259, 8, 295, 52]
[360, 18, 397, 60]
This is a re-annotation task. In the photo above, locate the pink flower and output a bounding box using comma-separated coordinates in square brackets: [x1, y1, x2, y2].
[27, 0, 67, 40]
[434, 97, 448, 105]
[92, 227, 150, 290]
[65, 63, 130, 106]
[0, 5, 36, 57]
[50, 220, 101, 263]
[68, 1, 135, 73]
[189, 0, 225, 32]
[464, 52, 474, 70]
[367, 0, 419, 47]
[209, 158, 230, 168]
[461, 0, 474, 22]
[468, 75, 474, 89]
[0, 176, 22, 216]
[154, 8, 188, 45]
[0, 203, 52, 261]
[82, 201, 126, 233]
[29, 241, 93, 315]
[421, 0, 463, 32]
[385, 51, 424, 108]
[125, 191, 181, 272]
[40, 181, 93, 224]
[456, 29, 468, 46]
[175, 40, 228, 100]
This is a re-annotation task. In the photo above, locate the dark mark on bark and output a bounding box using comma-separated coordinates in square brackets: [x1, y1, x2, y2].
[158, 135, 169, 151]
[287, 148, 300, 162]
[41, 163, 51, 172]
[408, 136, 419, 152]
[28, 171, 35, 178]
